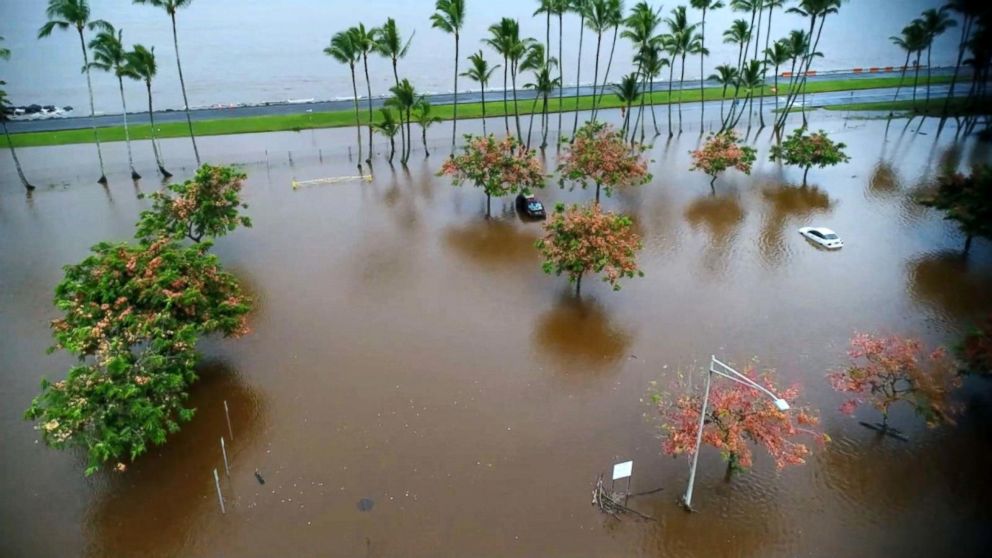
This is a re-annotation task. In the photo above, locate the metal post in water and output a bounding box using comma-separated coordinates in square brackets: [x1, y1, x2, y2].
[221, 437, 231, 477]
[682, 362, 713, 512]
[214, 468, 226, 514]
[223, 400, 234, 441]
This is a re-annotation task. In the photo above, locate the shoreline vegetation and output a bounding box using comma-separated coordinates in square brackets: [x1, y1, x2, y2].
[1, 75, 956, 148]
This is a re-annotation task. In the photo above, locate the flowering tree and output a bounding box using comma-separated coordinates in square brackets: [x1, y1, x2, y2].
[651, 367, 825, 475]
[769, 128, 851, 186]
[26, 238, 252, 475]
[536, 203, 643, 295]
[960, 315, 992, 375]
[558, 121, 652, 203]
[918, 165, 992, 255]
[136, 164, 252, 243]
[828, 333, 961, 432]
[690, 130, 757, 193]
[439, 134, 546, 217]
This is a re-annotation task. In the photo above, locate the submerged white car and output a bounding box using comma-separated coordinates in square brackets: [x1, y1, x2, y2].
[799, 227, 844, 249]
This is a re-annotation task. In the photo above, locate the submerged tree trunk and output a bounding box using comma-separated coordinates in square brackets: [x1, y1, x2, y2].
[146, 81, 171, 177]
[575, 273, 583, 296]
[362, 53, 374, 163]
[590, 32, 603, 121]
[481, 86, 488, 135]
[2, 120, 34, 190]
[117, 76, 139, 179]
[349, 64, 364, 169]
[392, 60, 407, 161]
[452, 32, 460, 151]
[78, 28, 107, 184]
[700, 9, 708, 132]
[803, 166, 810, 185]
[571, 15, 586, 140]
[171, 14, 200, 166]
[558, 13, 565, 144]
[595, 26, 619, 122]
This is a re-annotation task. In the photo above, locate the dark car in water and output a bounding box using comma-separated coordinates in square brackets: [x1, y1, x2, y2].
[516, 192, 546, 219]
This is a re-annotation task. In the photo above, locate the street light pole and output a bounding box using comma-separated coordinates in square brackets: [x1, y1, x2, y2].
[681, 355, 790, 512]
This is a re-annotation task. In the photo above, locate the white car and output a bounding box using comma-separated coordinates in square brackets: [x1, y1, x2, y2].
[799, 227, 843, 249]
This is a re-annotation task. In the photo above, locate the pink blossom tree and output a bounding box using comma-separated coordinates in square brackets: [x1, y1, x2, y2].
[828, 333, 961, 433]
[690, 130, 757, 194]
[652, 366, 826, 476]
[439, 134, 546, 217]
[557, 121, 652, 203]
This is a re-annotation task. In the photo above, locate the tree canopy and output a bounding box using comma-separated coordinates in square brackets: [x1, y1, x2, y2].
[918, 165, 992, 255]
[769, 127, 850, 185]
[558, 121, 652, 203]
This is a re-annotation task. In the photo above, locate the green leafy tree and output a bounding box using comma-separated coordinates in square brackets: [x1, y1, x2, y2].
[431, 0, 466, 150]
[764, 39, 791, 114]
[413, 97, 443, 157]
[613, 72, 641, 135]
[769, 128, 850, 186]
[690, 0, 724, 132]
[485, 18, 519, 136]
[25, 238, 252, 475]
[1, 39, 35, 191]
[375, 17, 414, 158]
[709, 64, 738, 123]
[325, 31, 364, 169]
[918, 165, 992, 255]
[38, 0, 110, 184]
[132, 0, 201, 165]
[121, 44, 171, 177]
[386, 79, 417, 164]
[461, 51, 500, 135]
[960, 315, 992, 376]
[665, 6, 703, 135]
[373, 108, 401, 164]
[915, 8, 956, 111]
[622, 2, 662, 141]
[349, 24, 379, 164]
[536, 202, 644, 295]
[889, 22, 928, 105]
[635, 42, 671, 137]
[136, 164, 251, 242]
[439, 134, 546, 217]
[87, 23, 140, 179]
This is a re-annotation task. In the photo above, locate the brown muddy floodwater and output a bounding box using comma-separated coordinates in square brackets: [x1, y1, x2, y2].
[2, 111, 992, 557]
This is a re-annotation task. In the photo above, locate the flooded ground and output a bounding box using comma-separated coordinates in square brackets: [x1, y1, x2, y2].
[2, 110, 992, 557]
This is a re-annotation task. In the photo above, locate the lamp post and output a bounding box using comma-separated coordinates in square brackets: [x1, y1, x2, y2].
[681, 355, 791, 512]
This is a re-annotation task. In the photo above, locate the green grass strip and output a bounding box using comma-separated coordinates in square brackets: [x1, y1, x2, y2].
[821, 95, 990, 116]
[1, 74, 955, 148]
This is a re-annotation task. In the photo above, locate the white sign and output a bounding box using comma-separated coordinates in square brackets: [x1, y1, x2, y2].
[612, 460, 633, 480]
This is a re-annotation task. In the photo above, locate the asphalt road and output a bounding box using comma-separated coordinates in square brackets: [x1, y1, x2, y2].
[5, 68, 960, 134]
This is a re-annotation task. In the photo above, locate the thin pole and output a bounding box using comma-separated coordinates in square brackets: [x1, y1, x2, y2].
[682, 364, 712, 511]
[221, 437, 231, 477]
[214, 468, 226, 514]
[223, 400, 234, 441]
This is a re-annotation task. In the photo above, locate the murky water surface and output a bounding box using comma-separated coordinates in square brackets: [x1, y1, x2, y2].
[2, 112, 992, 557]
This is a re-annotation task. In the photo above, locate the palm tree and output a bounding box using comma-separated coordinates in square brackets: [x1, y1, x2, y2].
[387, 79, 417, 164]
[87, 24, 140, 179]
[585, 0, 612, 120]
[413, 97, 442, 157]
[690, 1, 723, 132]
[518, 42, 545, 147]
[132, 0, 201, 165]
[622, 2, 662, 139]
[666, 6, 703, 134]
[38, 0, 109, 184]
[431, 0, 466, 151]
[709, 64, 738, 123]
[721, 18, 751, 127]
[375, 17, 414, 156]
[524, 52, 560, 149]
[763, 39, 791, 114]
[613, 72, 640, 135]
[121, 44, 170, 177]
[373, 108, 401, 164]
[916, 8, 956, 112]
[350, 24, 378, 164]
[938, 0, 984, 135]
[569, 0, 591, 138]
[539, 0, 569, 143]
[776, 0, 844, 132]
[890, 23, 928, 106]
[593, 0, 625, 122]
[757, 1, 786, 128]
[634, 43, 669, 136]
[485, 18, 519, 135]
[461, 51, 500, 134]
[325, 31, 364, 169]
[1, 40, 35, 191]
[508, 35, 537, 142]
[731, 58, 764, 130]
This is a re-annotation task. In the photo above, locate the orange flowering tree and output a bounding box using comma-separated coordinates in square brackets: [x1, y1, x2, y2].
[651, 367, 825, 475]
[690, 130, 757, 193]
[536, 203, 643, 295]
[439, 134, 546, 217]
[558, 121, 652, 203]
[828, 333, 961, 433]
[136, 164, 251, 243]
[960, 315, 992, 376]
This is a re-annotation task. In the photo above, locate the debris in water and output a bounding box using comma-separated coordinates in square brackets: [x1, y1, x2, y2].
[357, 498, 375, 512]
[255, 469, 266, 485]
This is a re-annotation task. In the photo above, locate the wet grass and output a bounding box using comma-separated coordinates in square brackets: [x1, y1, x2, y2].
[821, 95, 991, 116]
[1, 74, 955, 148]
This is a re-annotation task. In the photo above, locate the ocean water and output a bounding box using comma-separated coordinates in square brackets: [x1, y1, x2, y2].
[0, 0, 958, 114]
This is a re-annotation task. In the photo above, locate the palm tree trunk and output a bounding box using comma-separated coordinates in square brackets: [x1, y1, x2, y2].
[912, 52, 921, 104]
[349, 64, 364, 167]
[759, 4, 774, 128]
[590, 32, 603, 121]
[558, 13, 564, 144]
[502, 57, 510, 134]
[526, 95, 539, 149]
[2, 120, 34, 191]
[481, 86, 488, 135]
[924, 45, 933, 113]
[117, 76, 139, 179]
[452, 32, 460, 150]
[170, 14, 200, 166]
[720, 84, 726, 123]
[362, 53, 374, 162]
[541, 92, 550, 148]
[389, 136, 395, 163]
[406, 108, 413, 161]
[575, 273, 583, 296]
[146, 81, 170, 177]
[392, 59, 407, 161]
[422, 124, 428, 157]
[667, 61, 675, 137]
[775, 13, 818, 132]
[773, 68, 780, 114]
[678, 53, 687, 133]
[650, 78, 659, 135]
[77, 28, 107, 184]
[700, 9, 707, 133]
[571, 15, 586, 139]
[596, 26, 619, 121]
[938, 16, 973, 136]
[893, 52, 911, 102]
[511, 64, 523, 142]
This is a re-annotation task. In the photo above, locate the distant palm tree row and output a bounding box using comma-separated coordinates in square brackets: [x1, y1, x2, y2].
[4, 1, 991, 190]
